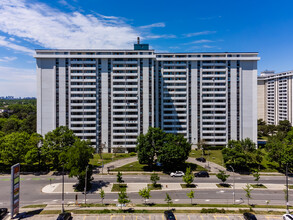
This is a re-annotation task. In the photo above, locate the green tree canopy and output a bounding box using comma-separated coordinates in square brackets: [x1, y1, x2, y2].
[64, 139, 94, 191]
[157, 133, 191, 170]
[136, 127, 165, 166]
[42, 126, 77, 170]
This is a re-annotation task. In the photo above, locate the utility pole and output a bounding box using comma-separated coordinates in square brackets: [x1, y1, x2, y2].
[230, 165, 235, 204]
[61, 164, 65, 213]
[84, 165, 88, 204]
[286, 164, 289, 214]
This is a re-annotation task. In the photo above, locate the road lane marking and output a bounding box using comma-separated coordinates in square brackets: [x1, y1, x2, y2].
[96, 217, 98, 220]
[187, 215, 191, 220]
[200, 215, 204, 220]
[174, 214, 177, 220]
[162, 214, 164, 220]
[83, 216, 86, 220]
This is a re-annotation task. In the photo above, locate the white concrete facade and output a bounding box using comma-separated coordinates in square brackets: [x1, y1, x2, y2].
[258, 70, 293, 125]
[35, 47, 259, 152]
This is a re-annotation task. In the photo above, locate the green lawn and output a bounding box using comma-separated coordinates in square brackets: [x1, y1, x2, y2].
[259, 149, 279, 172]
[89, 153, 136, 167]
[147, 184, 162, 190]
[189, 150, 225, 167]
[113, 161, 206, 172]
[111, 184, 127, 192]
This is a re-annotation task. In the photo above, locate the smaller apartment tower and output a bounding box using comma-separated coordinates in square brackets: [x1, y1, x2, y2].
[35, 43, 259, 152]
[258, 70, 293, 125]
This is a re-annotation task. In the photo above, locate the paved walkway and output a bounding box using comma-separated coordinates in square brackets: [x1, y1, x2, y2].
[97, 157, 138, 174]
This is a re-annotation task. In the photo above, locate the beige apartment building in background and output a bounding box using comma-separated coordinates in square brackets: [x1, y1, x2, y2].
[258, 70, 293, 125]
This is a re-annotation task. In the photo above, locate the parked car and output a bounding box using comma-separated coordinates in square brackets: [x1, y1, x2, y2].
[0, 208, 7, 219]
[57, 212, 72, 220]
[243, 212, 257, 220]
[164, 210, 176, 220]
[170, 171, 184, 177]
[196, 157, 206, 163]
[194, 171, 209, 177]
[283, 214, 293, 220]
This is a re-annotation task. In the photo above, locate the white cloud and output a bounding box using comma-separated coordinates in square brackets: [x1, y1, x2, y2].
[0, 36, 34, 55]
[184, 31, 216, 38]
[0, 0, 139, 50]
[0, 56, 17, 62]
[144, 34, 176, 39]
[184, 39, 214, 45]
[0, 66, 36, 97]
[139, 22, 166, 29]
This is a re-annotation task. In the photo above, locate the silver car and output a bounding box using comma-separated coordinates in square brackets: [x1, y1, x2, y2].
[170, 171, 184, 177]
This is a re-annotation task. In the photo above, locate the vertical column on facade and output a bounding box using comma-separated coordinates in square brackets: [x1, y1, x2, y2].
[108, 59, 112, 152]
[190, 61, 198, 146]
[289, 77, 293, 123]
[58, 58, 66, 126]
[154, 61, 159, 128]
[142, 58, 150, 133]
[230, 61, 237, 140]
[36, 59, 42, 134]
[101, 59, 109, 151]
[37, 59, 56, 135]
[240, 61, 257, 143]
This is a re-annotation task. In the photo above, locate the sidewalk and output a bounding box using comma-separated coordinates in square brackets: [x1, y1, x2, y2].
[97, 157, 138, 174]
[42, 182, 287, 194]
[37, 204, 288, 213]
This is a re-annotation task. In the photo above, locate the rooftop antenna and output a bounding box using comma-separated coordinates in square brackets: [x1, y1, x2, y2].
[137, 37, 140, 44]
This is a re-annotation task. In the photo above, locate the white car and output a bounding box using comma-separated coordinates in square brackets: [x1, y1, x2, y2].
[170, 171, 184, 177]
[283, 214, 293, 220]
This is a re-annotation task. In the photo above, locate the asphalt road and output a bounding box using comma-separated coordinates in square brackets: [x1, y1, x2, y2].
[13, 213, 282, 220]
[0, 174, 292, 209]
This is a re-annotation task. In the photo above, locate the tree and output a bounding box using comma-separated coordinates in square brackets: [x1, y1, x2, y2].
[136, 127, 165, 167]
[197, 139, 207, 156]
[42, 126, 77, 170]
[183, 167, 194, 187]
[222, 139, 259, 172]
[277, 120, 291, 134]
[150, 172, 160, 187]
[118, 190, 130, 210]
[216, 170, 230, 185]
[0, 132, 31, 165]
[136, 128, 191, 170]
[24, 133, 43, 170]
[187, 190, 194, 204]
[243, 184, 253, 205]
[165, 193, 172, 210]
[64, 139, 94, 191]
[253, 169, 260, 186]
[157, 133, 191, 170]
[138, 187, 151, 204]
[117, 171, 124, 185]
[100, 189, 105, 205]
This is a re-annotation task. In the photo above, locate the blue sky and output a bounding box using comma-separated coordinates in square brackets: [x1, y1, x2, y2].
[0, 0, 293, 97]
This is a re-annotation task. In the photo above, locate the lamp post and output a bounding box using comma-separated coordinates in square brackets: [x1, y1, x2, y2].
[286, 164, 289, 214]
[230, 165, 235, 204]
[84, 165, 88, 204]
[61, 164, 65, 213]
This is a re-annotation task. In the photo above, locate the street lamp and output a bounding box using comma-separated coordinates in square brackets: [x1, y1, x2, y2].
[229, 165, 235, 204]
[84, 165, 88, 204]
[285, 164, 289, 214]
[61, 164, 65, 213]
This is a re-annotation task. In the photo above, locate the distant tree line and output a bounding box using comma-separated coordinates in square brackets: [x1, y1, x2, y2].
[0, 102, 36, 134]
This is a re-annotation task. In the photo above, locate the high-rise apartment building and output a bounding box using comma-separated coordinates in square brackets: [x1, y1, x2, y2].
[258, 70, 293, 125]
[35, 43, 259, 152]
